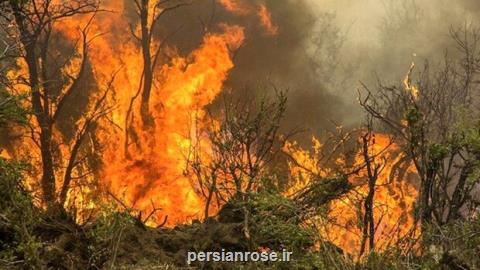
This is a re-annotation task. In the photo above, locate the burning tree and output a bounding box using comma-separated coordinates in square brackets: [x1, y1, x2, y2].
[359, 25, 480, 228]
[282, 115, 419, 256]
[186, 91, 290, 218]
[0, 0, 114, 211]
[124, 0, 190, 132]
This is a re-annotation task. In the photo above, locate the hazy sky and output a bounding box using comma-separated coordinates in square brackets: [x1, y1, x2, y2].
[308, 0, 384, 44]
[309, 0, 479, 49]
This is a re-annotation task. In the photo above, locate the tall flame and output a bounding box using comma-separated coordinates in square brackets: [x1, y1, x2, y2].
[100, 24, 245, 225]
[73, 3, 246, 225]
[7, 1, 245, 225]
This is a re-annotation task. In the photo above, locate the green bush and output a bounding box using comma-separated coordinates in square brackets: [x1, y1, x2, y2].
[221, 190, 315, 252]
[217, 190, 347, 269]
[0, 88, 27, 127]
[0, 158, 42, 267]
[422, 216, 480, 270]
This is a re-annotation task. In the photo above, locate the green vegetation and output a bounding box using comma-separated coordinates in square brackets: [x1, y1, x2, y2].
[1, 1, 480, 269]
[0, 88, 27, 127]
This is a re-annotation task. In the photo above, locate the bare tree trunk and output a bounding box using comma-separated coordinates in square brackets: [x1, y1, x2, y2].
[12, 5, 57, 206]
[359, 132, 380, 257]
[420, 159, 438, 225]
[448, 165, 473, 222]
[204, 175, 216, 219]
[139, 0, 154, 126]
[38, 117, 56, 205]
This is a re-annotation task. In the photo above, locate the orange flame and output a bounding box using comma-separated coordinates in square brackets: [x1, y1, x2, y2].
[257, 4, 278, 36]
[64, 3, 246, 225]
[100, 24, 245, 226]
[52, 0, 245, 224]
[8, 1, 245, 225]
[284, 134, 419, 255]
[217, 0, 250, 15]
[217, 0, 279, 35]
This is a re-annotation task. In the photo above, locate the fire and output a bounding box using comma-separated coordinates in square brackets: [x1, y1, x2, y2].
[6, 0, 246, 225]
[217, 0, 250, 15]
[284, 133, 419, 255]
[217, 0, 279, 35]
[100, 24, 245, 226]
[283, 136, 343, 196]
[257, 4, 278, 36]
[4, 2, 420, 253]
[404, 62, 419, 100]
[63, 3, 245, 225]
[3, 0, 423, 259]
[0, 150, 11, 159]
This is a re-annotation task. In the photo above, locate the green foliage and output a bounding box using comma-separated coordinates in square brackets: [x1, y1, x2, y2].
[0, 88, 27, 127]
[87, 206, 137, 268]
[228, 190, 315, 253]
[405, 106, 421, 126]
[216, 190, 345, 269]
[0, 157, 42, 267]
[405, 106, 424, 149]
[0, 78, 37, 267]
[258, 252, 329, 270]
[0, 158, 29, 211]
[460, 119, 480, 153]
[422, 216, 480, 269]
[89, 206, 135, 243]
[452, 118, 480, 186]
[8, 0, 29, 6]
[348, 216, 480, 270]
[361, 252, 400, 270]
[428, 143, 449, 161]
[295, 175, 351, 210]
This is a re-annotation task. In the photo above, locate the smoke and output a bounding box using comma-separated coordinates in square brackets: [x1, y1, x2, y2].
[307, 0, 480, 120]
[3, 0, 479, 147]
[120, 0, 480, 141]
[116, 0, 350, 144]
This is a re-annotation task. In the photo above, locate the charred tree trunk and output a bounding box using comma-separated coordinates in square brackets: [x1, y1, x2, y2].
[359, 133, 379, 257]
[420, 159, 439, 225]
[448, 165, 474, 222]
[134, 0, 189, 127]
[204, 174, 217, 219]
[10, 1, 98, 209]
[139, 0, 154, 126]
[11, 4, 57, 206]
